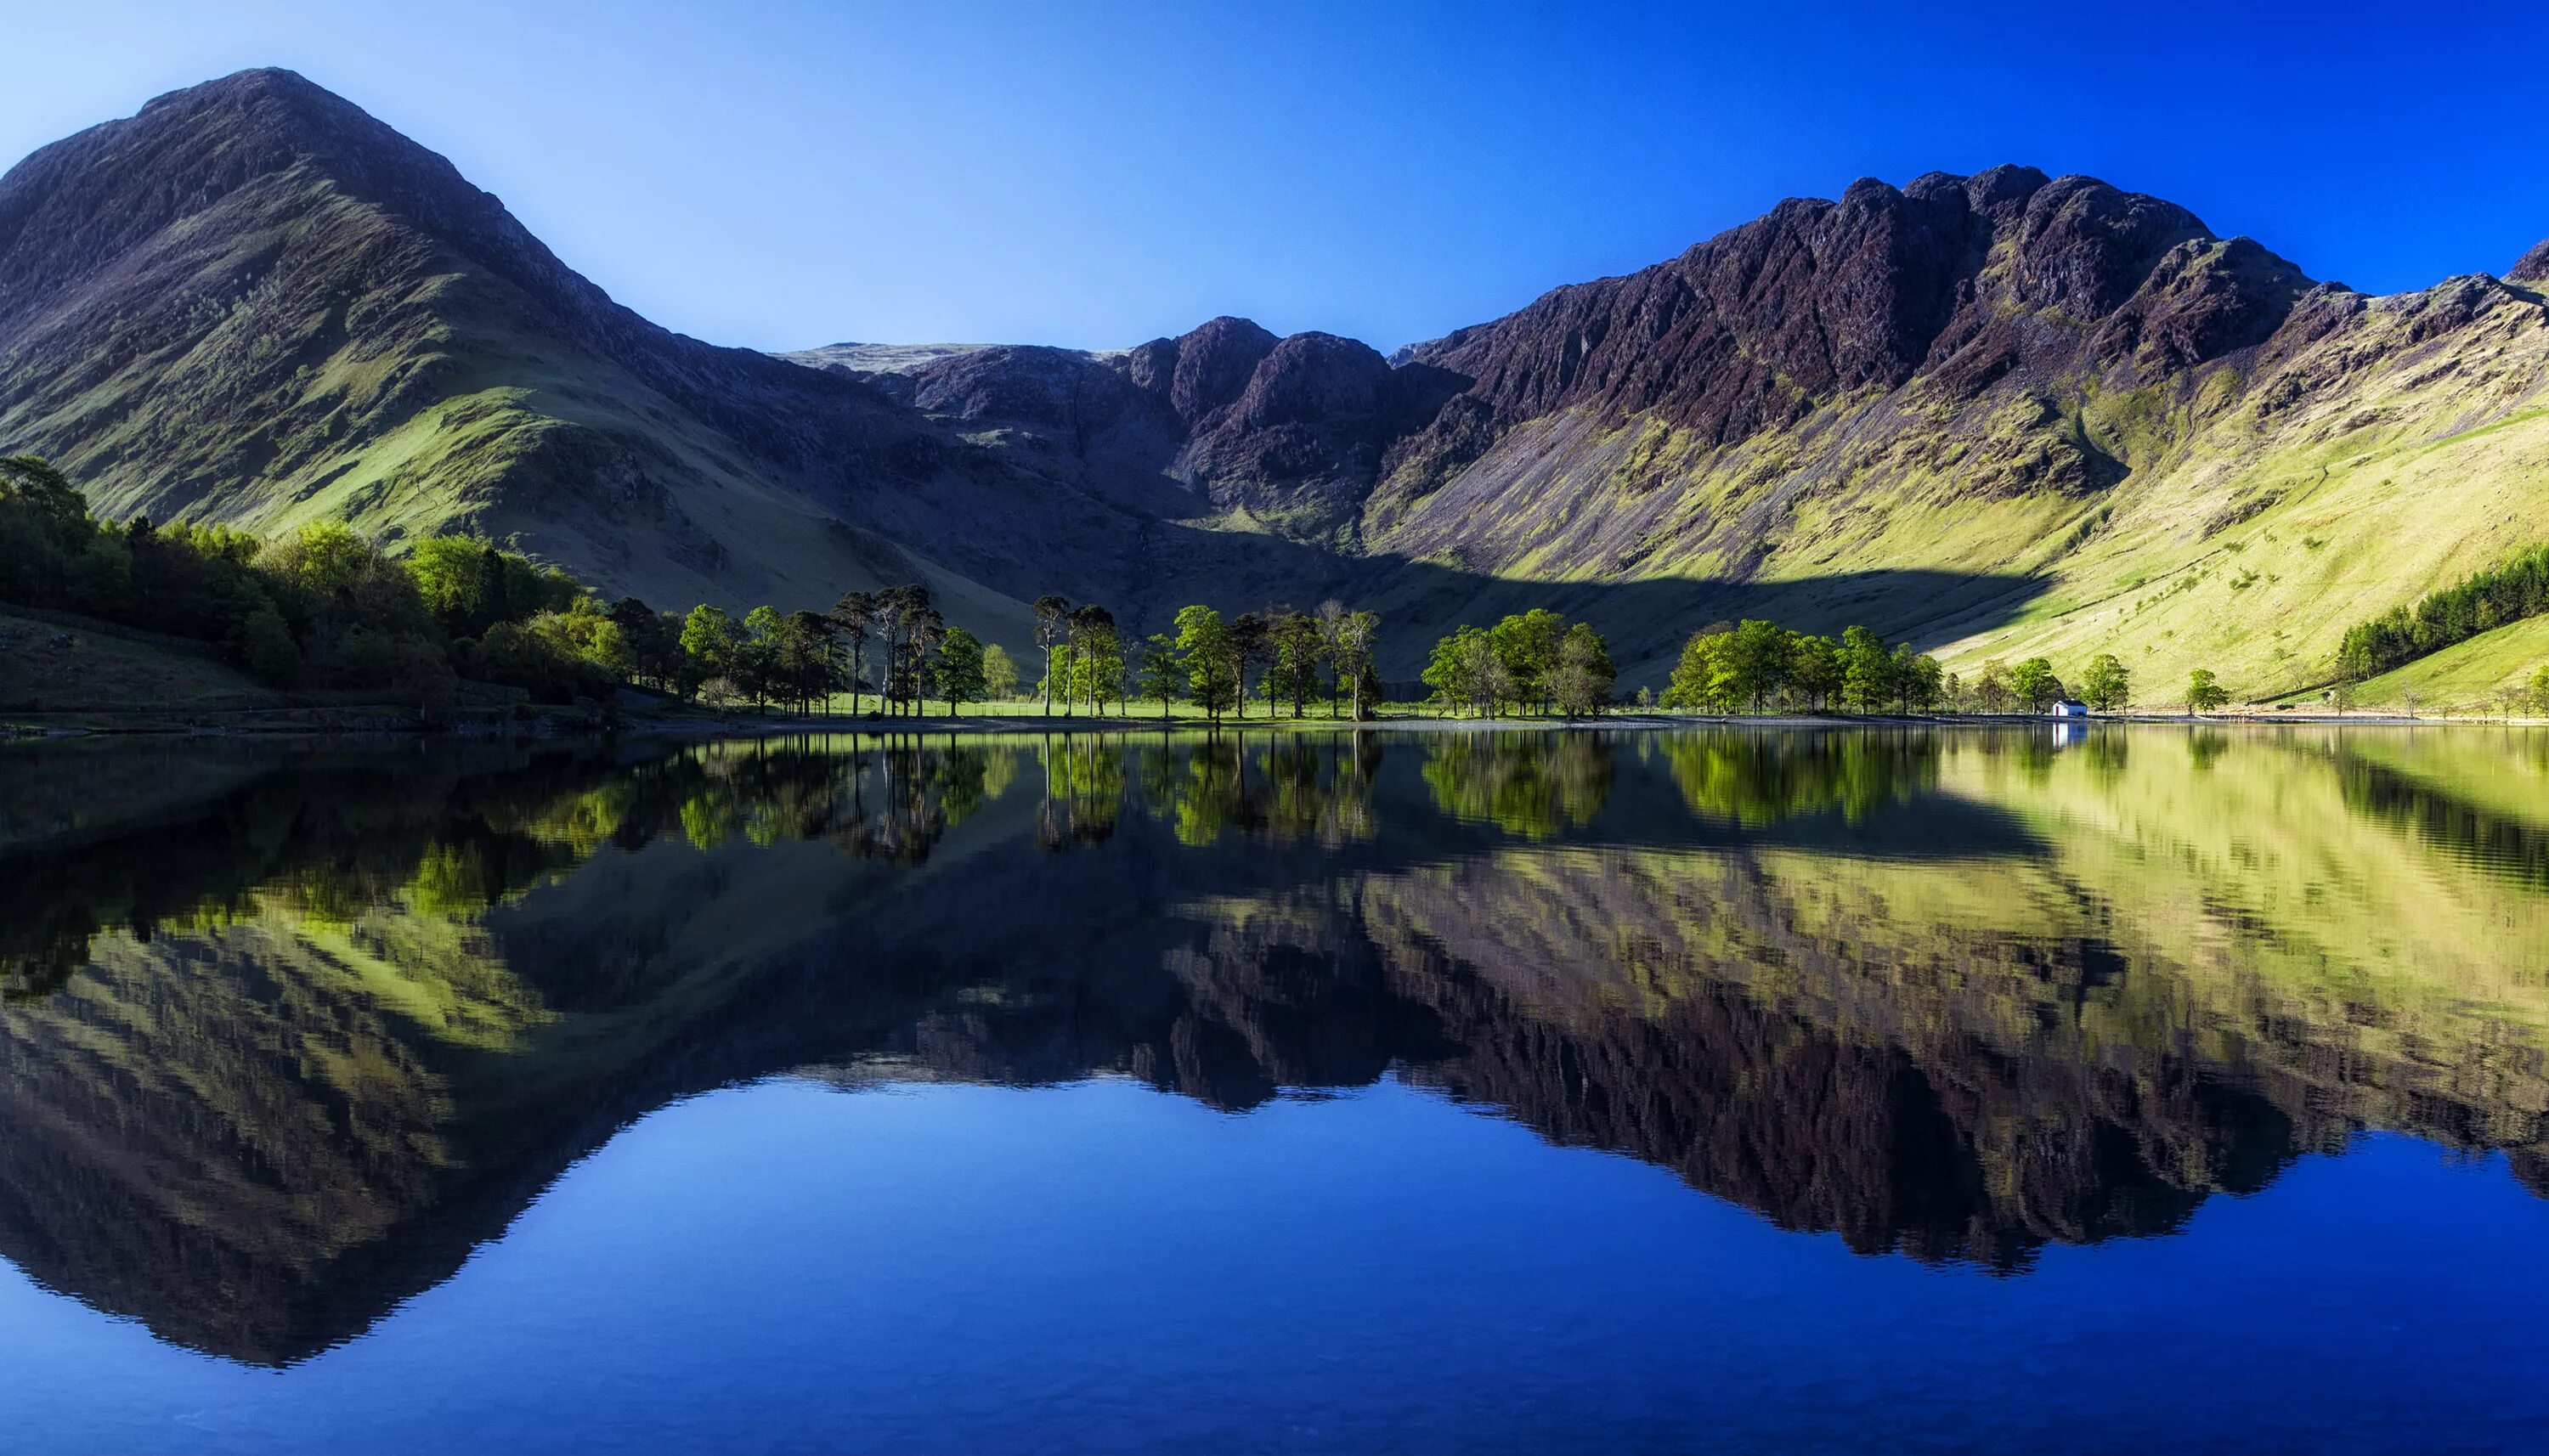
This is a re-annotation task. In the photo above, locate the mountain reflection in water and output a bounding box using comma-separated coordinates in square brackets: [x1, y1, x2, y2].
[2, 725, 2546, 1367]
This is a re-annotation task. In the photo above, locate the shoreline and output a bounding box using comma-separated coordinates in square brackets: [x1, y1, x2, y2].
[2, 705, 2528, 743]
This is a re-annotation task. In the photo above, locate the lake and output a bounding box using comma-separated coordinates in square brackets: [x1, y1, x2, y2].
[2, 724, 2545, 1453]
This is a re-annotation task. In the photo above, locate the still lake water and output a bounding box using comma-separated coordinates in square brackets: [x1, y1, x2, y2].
[2, 724, 2546, 1453]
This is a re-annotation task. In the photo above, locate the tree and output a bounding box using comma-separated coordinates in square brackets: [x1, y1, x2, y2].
[903, 602, 946, 715]
[1787, 633, 1842, 712]
[1840, 625, 1896, 714]
[0, 455, 87, 527]
[1319, 601, 1382, 720]
[983, 643, 1020, 703]
[1893, 645, 1945, 714]
[1032, 594, 1071, 715]
[871, 584, 938, 715]
[738, 605, 786, 708]
[1661, 627, 1735, 713]
[1174, 605, 1238, 723]
[1071, 622, 1125, 714]
[2009, 657, 2065, 713]
[1137, 632, 1183, 720]
[1725, 618, 1791, 713]
[779, 609, 839, 713]
[1973, 660, 2015, 714]
[1265, 609, 1325, 718]
[2079, 653, 2131, 714]
[936, 626, 987, 714]
[1489, 608, 1566, 712]
[680, 605, 742, 692]
[1422, 625, 1513, 717]
[1550, 622, 1616, 717]
[2186, 668, 2230, 714]
[1064, 603, 1115, 716]
[1228, 611, 1269, 719]
[831, 590, 876, 714]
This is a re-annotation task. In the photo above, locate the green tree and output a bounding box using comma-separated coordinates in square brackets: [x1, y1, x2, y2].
[1787, 633, 1842, 712]
[2010, 657, 2065, 713]
[0, 455, 88, 527]
[937, 626, 987, 714]
[1973, 660, 2015, 714]
[2186, 668, 2229, 714]
[1550, 622, 1616, 717]
[1725, 618, 1791, 713]
[1264, 609, 1325, 718]
[1893, 646, 1945, 714]
[679, 605, 742, 692]
[1489, 607, 1566, 712]
[1661, 627, 1735, 712]
[2079, 653, 2131, 713]
[1137, 632, 1183, 720]
[983, 643, 1020, 703]
[1063, 603, 1115, 715]
[1840, 625, 1896, 714]
[1071, 622, 1125, 713]
[738, 606, 787, 708]
[1173, 605, 1238, 722]
[1318, 601, 1382, 720]
[1423, 625, 1512, 717]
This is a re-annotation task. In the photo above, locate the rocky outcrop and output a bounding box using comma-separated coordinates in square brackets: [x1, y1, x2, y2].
[2512, 238, 2549, 285]
[899, 316, 1464, 534]
[1388, 167, 2309, 489]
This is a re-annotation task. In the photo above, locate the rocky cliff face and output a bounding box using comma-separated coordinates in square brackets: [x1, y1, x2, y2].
[885, 316, 1462, 539]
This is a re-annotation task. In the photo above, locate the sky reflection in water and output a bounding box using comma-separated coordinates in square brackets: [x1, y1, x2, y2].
[1, 725, 2545, 1452]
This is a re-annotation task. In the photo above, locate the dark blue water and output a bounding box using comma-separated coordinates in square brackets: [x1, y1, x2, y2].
[3, 728, 2546, 1452]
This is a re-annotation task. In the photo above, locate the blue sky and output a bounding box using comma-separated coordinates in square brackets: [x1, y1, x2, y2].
[5, 0, 2541, 353]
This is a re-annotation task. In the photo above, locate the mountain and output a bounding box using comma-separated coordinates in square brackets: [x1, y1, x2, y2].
[901, 168, 2549, 689]
[0, 69, 1156, 646]
[5, 70, 2547, 691]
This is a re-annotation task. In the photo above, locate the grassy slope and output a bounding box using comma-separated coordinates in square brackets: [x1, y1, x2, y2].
[2346, 615, 2549, 708]
[0, 607, 281, 714]
[1368, 278, 2549, 697]
[14, 171, 1045, 658]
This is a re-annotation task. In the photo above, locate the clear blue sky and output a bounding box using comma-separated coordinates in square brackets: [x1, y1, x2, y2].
[5, 0, 2541, 353]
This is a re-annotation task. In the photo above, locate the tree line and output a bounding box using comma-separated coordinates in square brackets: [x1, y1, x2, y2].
[1654, 618, 2222, 716]
[1663, 621, 1951, 714]
[2338, 542, 2549, 680]
[1418, 608, 1618, 717]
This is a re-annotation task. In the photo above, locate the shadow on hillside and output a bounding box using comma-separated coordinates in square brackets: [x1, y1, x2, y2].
[1120, 520, 2052, 676]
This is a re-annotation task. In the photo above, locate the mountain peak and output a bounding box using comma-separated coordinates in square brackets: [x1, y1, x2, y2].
[2512, 238, 2549, 284]
[141, 65, 332, 110]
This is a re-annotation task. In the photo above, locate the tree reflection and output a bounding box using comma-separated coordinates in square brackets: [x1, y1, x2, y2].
[1421, 732, 1614, 838]
[1661, 730, 1936, 825]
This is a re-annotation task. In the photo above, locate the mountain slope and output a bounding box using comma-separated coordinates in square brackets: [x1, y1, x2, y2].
[0, 69, 1155, 645]
[1367, 172, 2549, 690]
